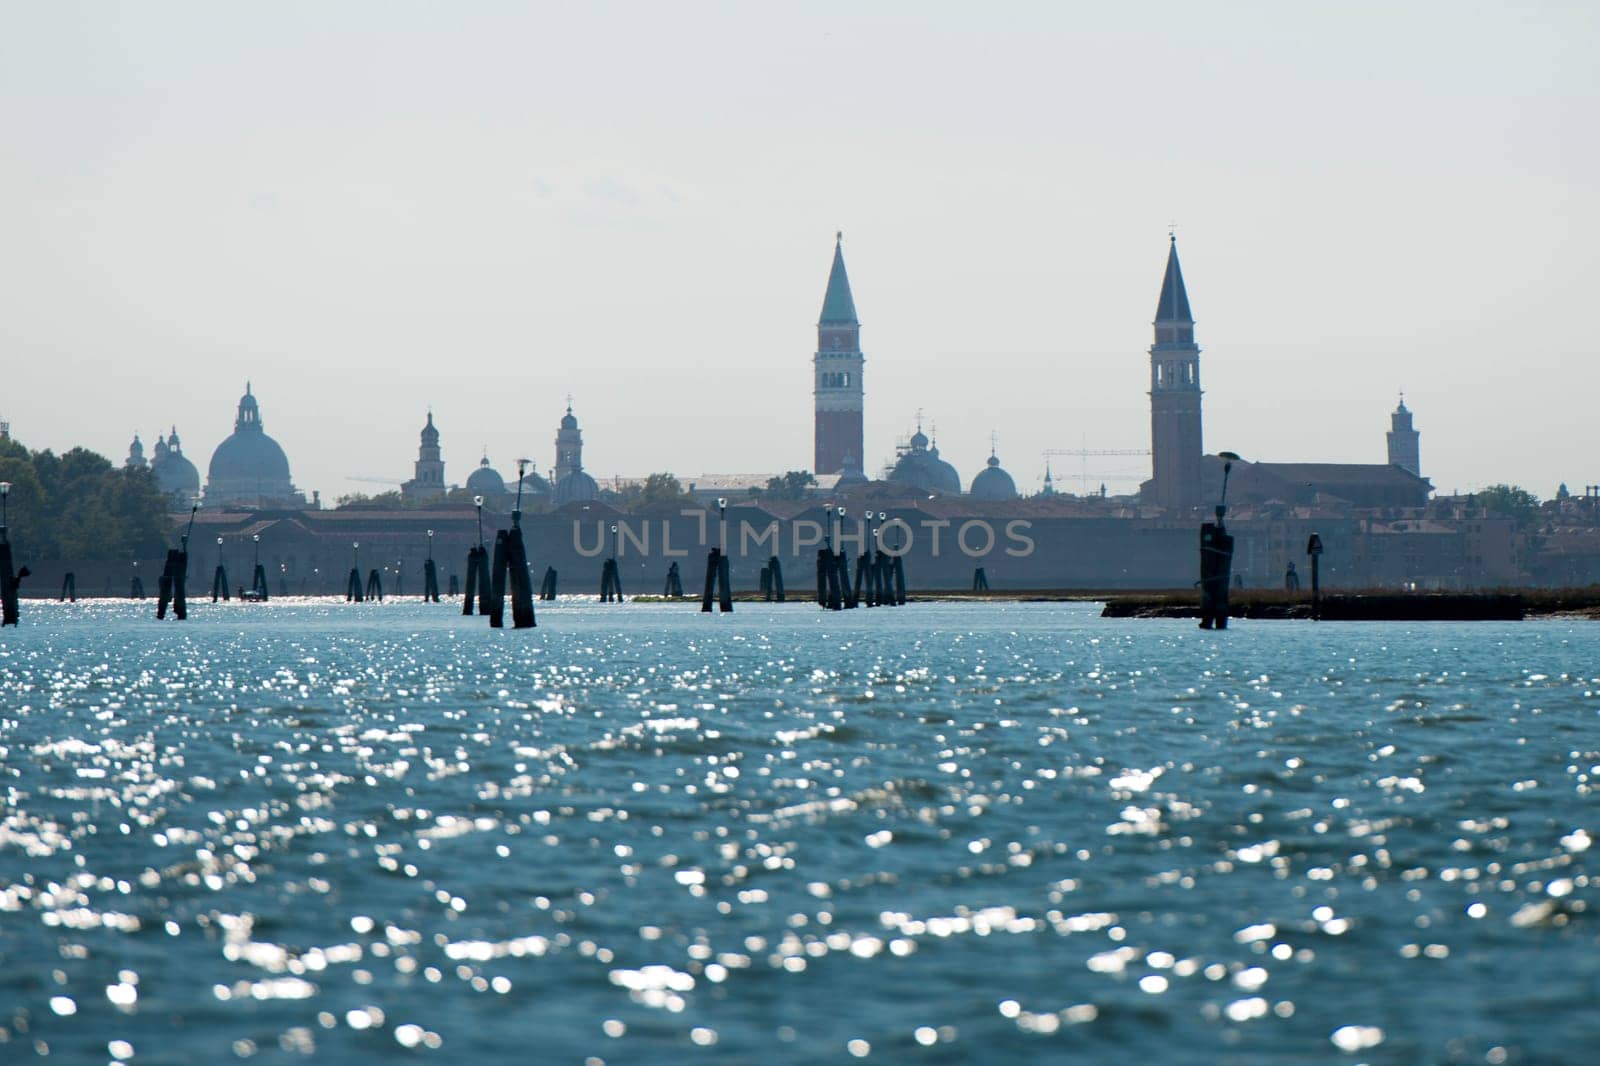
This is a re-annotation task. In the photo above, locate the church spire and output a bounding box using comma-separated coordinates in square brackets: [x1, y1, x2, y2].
[819, 231, 859, 325]
[1154, 234, 1193, 324]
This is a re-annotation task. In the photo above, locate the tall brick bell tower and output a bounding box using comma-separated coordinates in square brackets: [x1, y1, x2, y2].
[814, 233, 865, 479]
[1147, 234, 1204, 511]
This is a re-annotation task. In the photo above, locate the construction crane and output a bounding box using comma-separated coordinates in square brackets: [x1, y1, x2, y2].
[1042, 447, 1151, 496]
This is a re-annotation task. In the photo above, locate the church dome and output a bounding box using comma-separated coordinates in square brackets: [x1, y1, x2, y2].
[154, 426, 202, 503]
[126, 433, 147, 469]
[970, 453, 1018, 500]
[887, 424, 962, 495]
[517, 468, 552, 497]
[204, 385, 301, 508]
[554, 469, 599, 505]
[466, 456, 507, 498]
[560, 406, 579, 431]
[420, 411, 439, 445]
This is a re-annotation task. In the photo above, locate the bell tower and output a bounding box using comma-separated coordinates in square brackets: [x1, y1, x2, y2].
[1387, 393, 1421, 476]
[402, 411, 446, 503]
[1147, 235, 1204, 510]
[814, 233, 865, 478]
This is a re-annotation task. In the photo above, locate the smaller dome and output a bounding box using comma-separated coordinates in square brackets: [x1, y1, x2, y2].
[909, 428, 929, 451]
[970, 452, 1018, 500]
[466, 456, 506, 497]
[420, 411, 439, 444]
[560, 406, 579, 430]
[153, 431, 201, 503]
[554, 469, 599, 505]
[517, 468, 552, 496]
[127, 434, 146, 468]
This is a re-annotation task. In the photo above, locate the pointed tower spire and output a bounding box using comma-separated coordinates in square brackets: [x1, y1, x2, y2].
[819, 232, 859, 326]
[1154, 234, 1193, 323]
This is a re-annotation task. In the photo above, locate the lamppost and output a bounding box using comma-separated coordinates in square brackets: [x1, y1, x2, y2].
[835, 506, 846, 556]
[474, 496, 485, 547]
[609, 523, 618, 558]
[716, 497, 727, 553]
[1, 481, 11, 541]
[515, 459, 528, 521]
[252, 533, 261, 571]
[426, 529, 434, 563]
[216, 536, 224, 569]
[352, 541, 360, 573]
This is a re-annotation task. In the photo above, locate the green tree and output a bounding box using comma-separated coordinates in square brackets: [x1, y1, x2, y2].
[614, 473, 690, 509]
[0, 441, 168, 561]
[335, 491, 405, 510]
[1477, 484, 1540, 521]
[756, 471, 817, 501]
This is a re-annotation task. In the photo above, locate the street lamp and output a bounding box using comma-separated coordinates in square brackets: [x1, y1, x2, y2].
[716, 497, 727, 552]
[353, 541, 360, 571]
[1216, 451, 1241, 523]
[426, 528, 434, 562]
[1, 481, 11, 539]
[473, 495, 485, 547]
[252, 533, 261, 570]
[515, 459, 528, 518]
[609, 523, 618, 558]
[834, 506, 846, 554]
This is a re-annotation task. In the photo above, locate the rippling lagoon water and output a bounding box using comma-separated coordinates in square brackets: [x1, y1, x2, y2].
[2, 601, 1597, 1064]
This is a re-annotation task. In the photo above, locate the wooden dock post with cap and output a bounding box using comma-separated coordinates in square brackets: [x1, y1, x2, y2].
[1199, 452, 1239, 630]
[1307, 533, 1324, 621]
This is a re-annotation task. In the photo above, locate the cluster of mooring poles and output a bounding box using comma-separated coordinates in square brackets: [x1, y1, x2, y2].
[154, 504, 198, 620]
[0, 481, 27, 627]
[816, 506, 906, 611]
[1198, 451, 1239, 630]
[701, 498, 732, 612]
[757, 556, 785, 602]
[460, 463, 536, 628]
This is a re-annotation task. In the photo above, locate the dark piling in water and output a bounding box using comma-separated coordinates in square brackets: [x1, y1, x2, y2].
[130, 575, 145, 599]
[768, 556, 785, 602]
[1198, 453, 1238, 631]
[346, 568, 363, 602]
[448, 573, 460, 598]
[718, 552, 732, 613]
[212, 566, 230, 602]
[662, 563, 681, 598]
[365, 569, 383, 602]
[488, 531, 508, 627]
[59, 572, 76, 603]
[540, 566, 558, 601]
[0, 544, 22, 627]
[504, 521, 535, 628]
[759, 565, 771, 600]
[461, 547, 482, 614]
[252, 564, 270, 602]
[599, 558, 622, 603]
[701, 549, 720, 613]
[424, 560, 440, 603]
[972, 566, 989, 592]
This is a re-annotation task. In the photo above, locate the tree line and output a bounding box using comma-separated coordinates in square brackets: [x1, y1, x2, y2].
[0, 436, 171, 561]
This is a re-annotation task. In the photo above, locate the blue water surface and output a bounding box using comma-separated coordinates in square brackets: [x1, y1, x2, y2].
[1, 600, 1597, 1064]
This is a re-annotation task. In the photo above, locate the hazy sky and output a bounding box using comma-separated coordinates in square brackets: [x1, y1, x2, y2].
[3, 1, 1595, 501]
